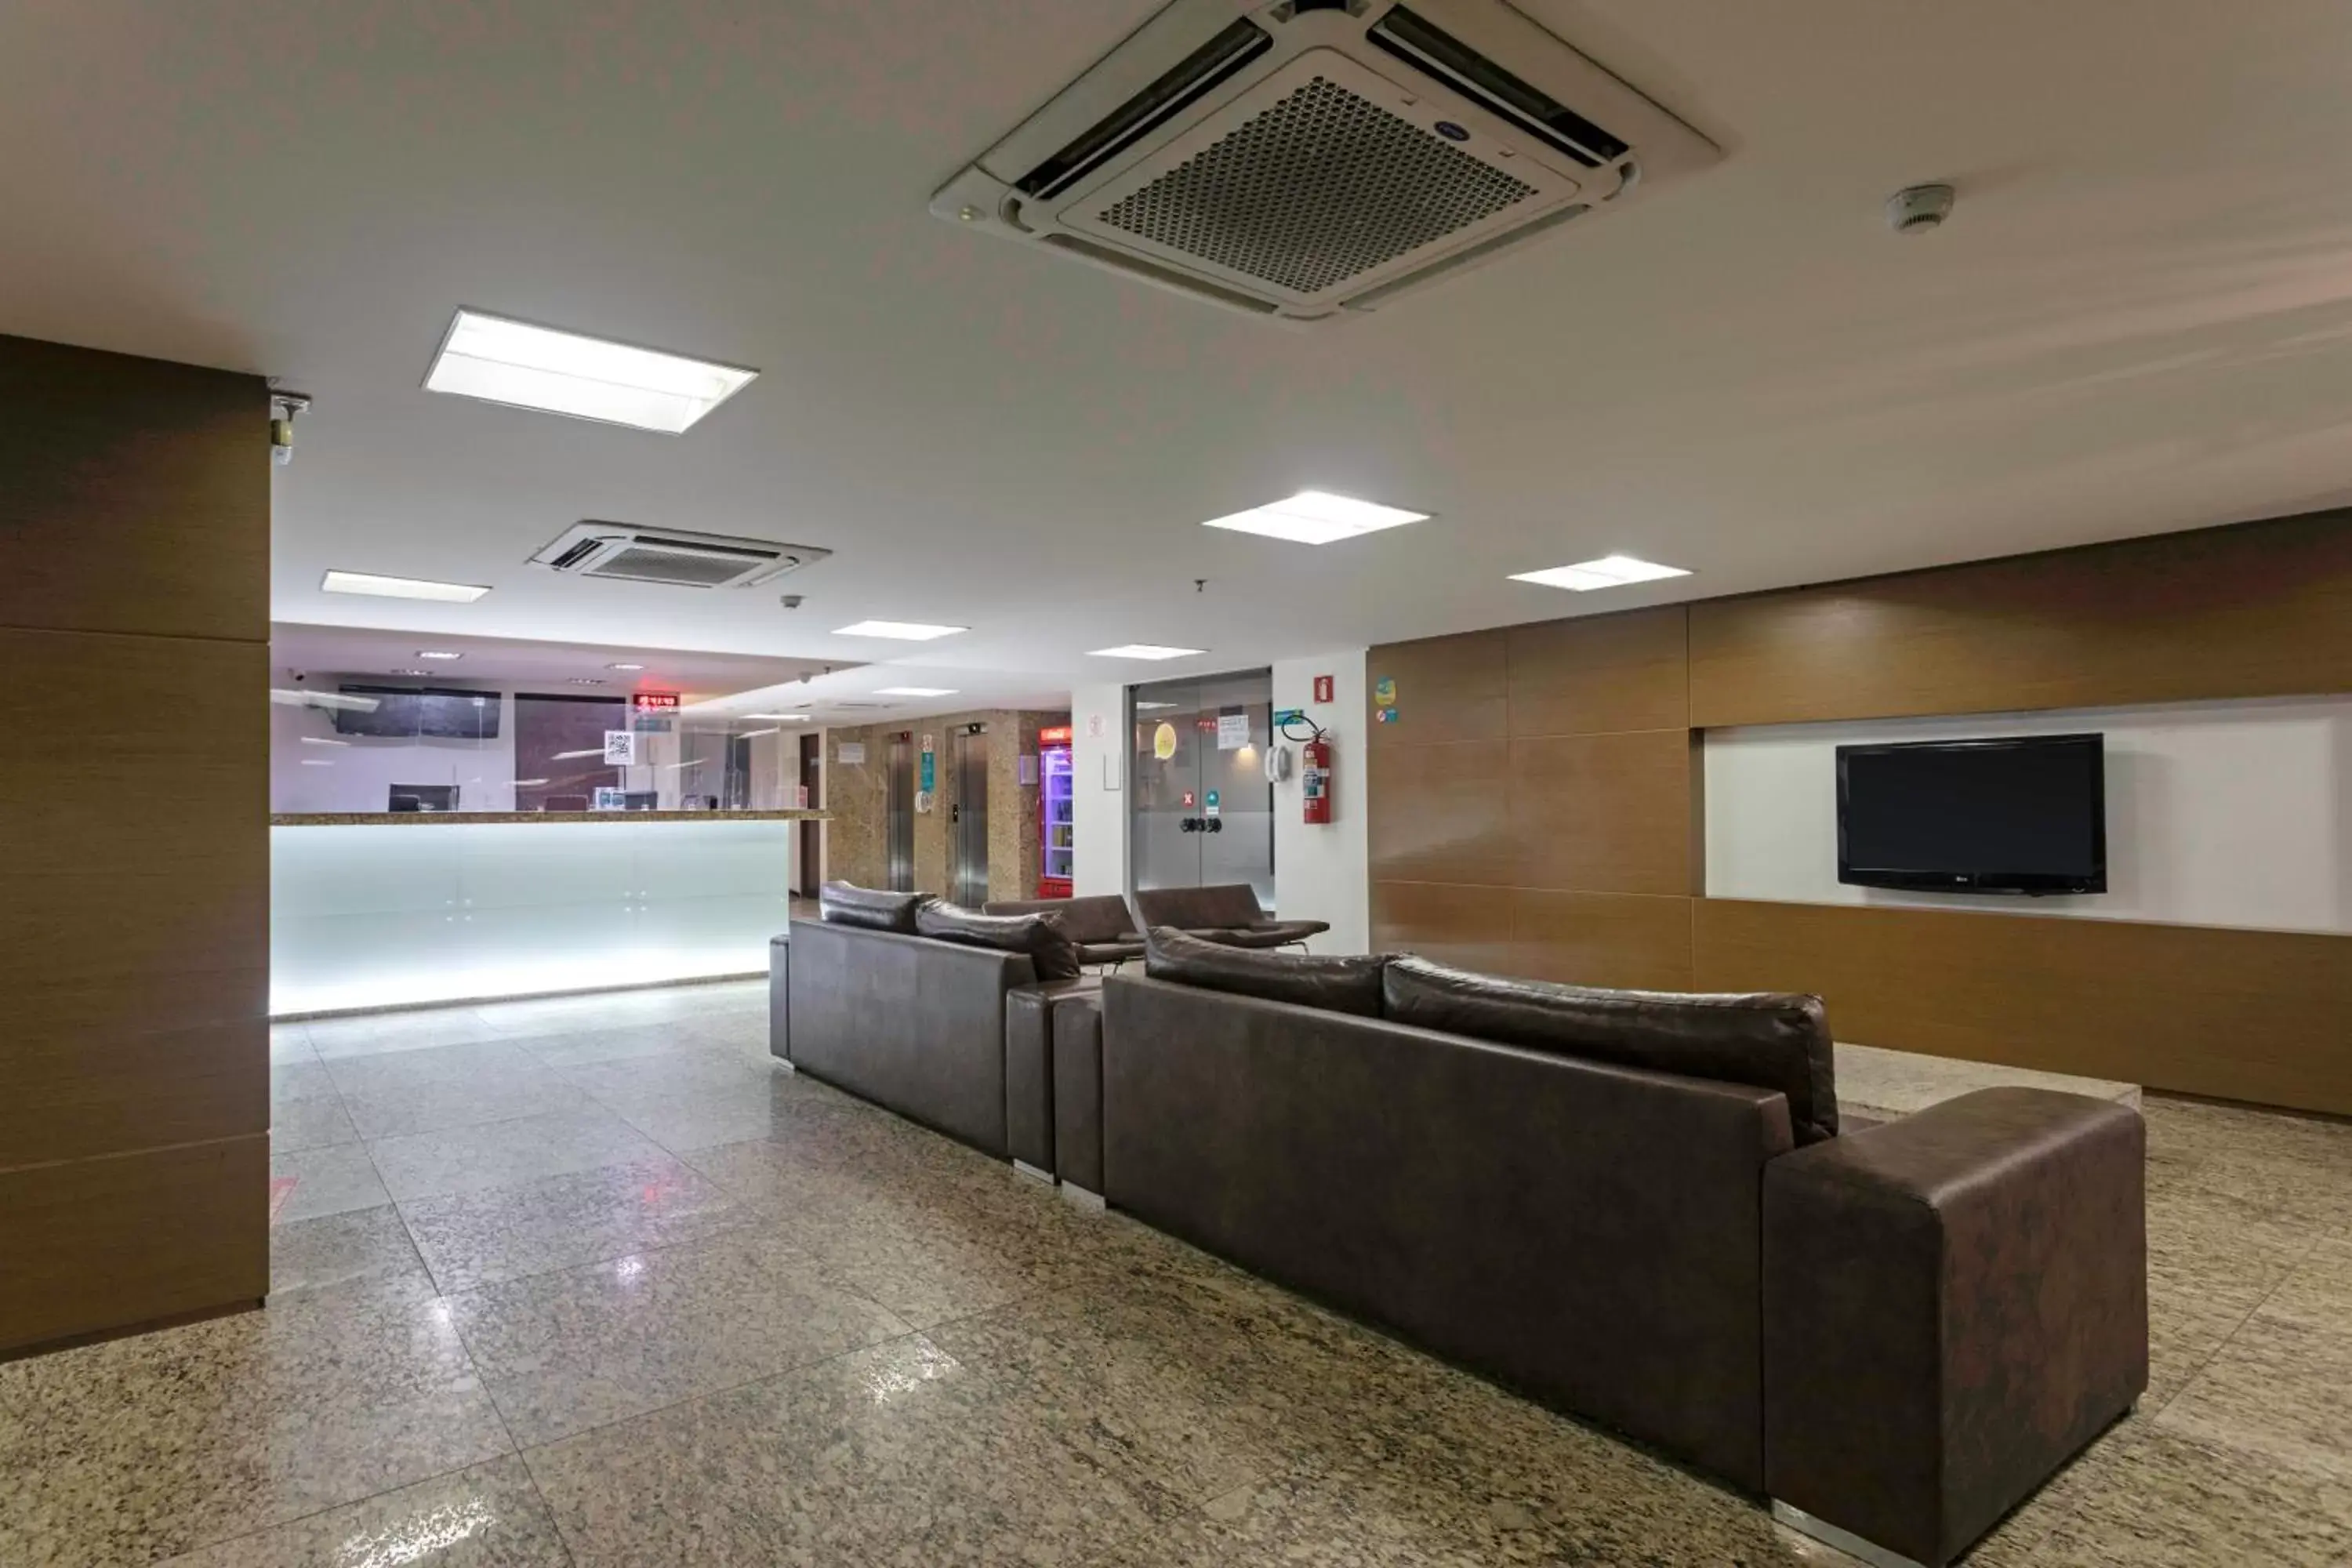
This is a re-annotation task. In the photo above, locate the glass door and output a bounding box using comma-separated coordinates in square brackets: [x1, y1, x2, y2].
[1128, 669, 1274, 907]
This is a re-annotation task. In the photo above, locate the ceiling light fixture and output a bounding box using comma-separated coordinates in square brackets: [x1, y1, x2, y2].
[1200, 489, 1429, 546]
[423, 309, 757, 434]
[390, 668, 434, 677]
[832, 621, 967, 641]
[744, 713, 811, 721]
[873, 686, 957, 698]
[321, 570, 490, 603]
[567, 677, 607, 686]
[738, 727, 781, 739]
[415, 650, 463, 662]
[607, 662, 647, 672]
[1508, 555, 1692, 592]
[1089, 644, 1206, 661]
[299, 759, 335, 768]
[1134, 700, 1181, 711]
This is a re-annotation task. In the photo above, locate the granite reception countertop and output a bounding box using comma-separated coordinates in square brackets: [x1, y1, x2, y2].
[271, 810, 831, 826]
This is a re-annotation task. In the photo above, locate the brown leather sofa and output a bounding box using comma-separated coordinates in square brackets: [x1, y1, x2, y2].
[775, 886, 1083, 1160]
[1097, 942, 2147, 1568]
[984, 894, 1144, 967]
[1131, 883, 1329, 949]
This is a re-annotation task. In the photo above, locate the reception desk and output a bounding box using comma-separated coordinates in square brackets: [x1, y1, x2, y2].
[270, 811, 823, 1014]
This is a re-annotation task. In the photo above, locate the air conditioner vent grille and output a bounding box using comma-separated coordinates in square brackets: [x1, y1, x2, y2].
[586, 545, 776, 588]
[1094, 74, 1536, 296]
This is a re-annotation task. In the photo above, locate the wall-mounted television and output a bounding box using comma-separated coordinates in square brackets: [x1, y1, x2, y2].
[1836, 734, 2106, 895]
[332, 684, 501, 740]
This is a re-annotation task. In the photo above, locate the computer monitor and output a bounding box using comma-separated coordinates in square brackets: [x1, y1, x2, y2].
[388, 784, 459, 813]
[622, 791, 659, 811]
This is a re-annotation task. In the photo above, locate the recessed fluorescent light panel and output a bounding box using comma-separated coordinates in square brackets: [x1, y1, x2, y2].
[607, 662, 646, 672]
[833, 622, 967, 641]
[873, 686, 956, 697]
[423, 310, 757, 434]
[745, 713, 811, 721]
[415, 650, 463, 662]
[321, 570, 490, 603]
[390, 668, 434, 677]
[1201, 490, 1429, 546]
[1509, 555, 1692, 592]
[1089, 644, 1206, 661]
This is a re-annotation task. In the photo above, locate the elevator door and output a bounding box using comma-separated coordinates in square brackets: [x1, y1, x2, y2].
[885, 733, 914, 892]
[951, 727, 989, 908]
[1128, 669, 1274, 907]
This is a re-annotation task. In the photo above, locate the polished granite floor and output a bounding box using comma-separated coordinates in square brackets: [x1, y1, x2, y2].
[4, 981, 2350, 1566]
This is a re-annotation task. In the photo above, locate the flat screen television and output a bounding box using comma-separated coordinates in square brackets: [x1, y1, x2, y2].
[1836, 734, 2106, 895]
[332, 685, 501, 740]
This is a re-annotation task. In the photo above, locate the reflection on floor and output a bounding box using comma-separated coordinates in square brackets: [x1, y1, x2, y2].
[3, 980, 2350, 1566]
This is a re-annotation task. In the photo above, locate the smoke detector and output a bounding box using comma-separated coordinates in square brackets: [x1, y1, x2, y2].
[1886, 183, 1955, 234]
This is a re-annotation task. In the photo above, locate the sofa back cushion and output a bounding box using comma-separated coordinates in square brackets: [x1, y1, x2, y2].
[917, 901, 1083, 981]
[1381, 956, 1838, 1144]
[1144, 926, 1385, 1017]
[818, 881, 931, 933]
[1135, 883, 1265, 931]
[982, 894, 1132, 946]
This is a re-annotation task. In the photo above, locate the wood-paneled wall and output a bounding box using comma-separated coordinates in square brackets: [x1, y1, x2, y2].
[1369, 605, 1700, 989]
[1368, 509, 2352, 1114]
[0, 334, 270, 1354]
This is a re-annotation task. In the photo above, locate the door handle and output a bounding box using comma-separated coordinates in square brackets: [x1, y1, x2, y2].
[950, 804, 960, 823]
[1179, 816, 1196, 833]
[1207, 818, 1223, 833]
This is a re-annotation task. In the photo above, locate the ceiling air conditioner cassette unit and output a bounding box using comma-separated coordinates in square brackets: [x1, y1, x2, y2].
[529, 523, 832, 590]
[930, 0, 1718, 322]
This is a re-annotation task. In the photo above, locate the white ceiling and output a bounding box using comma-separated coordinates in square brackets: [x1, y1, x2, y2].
[9, 0, 2352, 724]
[267, 622, 839, 706]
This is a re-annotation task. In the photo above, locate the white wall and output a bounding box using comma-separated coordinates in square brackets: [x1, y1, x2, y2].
[1705, 695, 2352, 935]
[1069, 681, 1128, 898]
[1271, 652, 1370, 953]
[270, 681, 517, 813]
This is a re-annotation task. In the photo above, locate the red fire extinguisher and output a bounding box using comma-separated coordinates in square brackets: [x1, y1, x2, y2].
[1300, 736, 1332, 826]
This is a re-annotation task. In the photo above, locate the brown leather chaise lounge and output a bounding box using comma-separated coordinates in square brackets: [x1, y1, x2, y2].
[1087, 931, 2147, 1568]
[1132, 882, 1329, 949]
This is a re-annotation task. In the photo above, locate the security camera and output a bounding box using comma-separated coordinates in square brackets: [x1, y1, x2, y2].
[780, 593, 804, 610]
[797, 671, 814, 684]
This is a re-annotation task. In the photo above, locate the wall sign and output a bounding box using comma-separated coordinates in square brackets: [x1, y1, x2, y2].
[1374, 676, 1396, 708]
[1313, 674, 1335, 704]
[1086, 713, 1105, 739]
[836, 740, 866, 765]
[602, 729, 639, 765]
[1039, 724, 1073, 745]
[593, 787, 627, 811]
[632, 692, 681, 712]
[1216, 710, 1250, 750]
[919, 747, 936, 793]
[1152, 721, 1178, 760]
[1204, 788, 1221, 818]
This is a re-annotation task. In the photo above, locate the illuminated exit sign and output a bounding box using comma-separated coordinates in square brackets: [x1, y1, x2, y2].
[632, 692, 681, 711]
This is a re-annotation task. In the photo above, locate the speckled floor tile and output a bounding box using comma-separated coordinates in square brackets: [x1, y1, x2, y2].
[270, 1203, 439, 1310]
[445, 1227, 913, 1444]
[2154, 1308, 2352, 1479]
[306, 1007, 507, 1058]
[270, 1022, 318, 1065]
[153, 1454, 570, 1567]
[339, 1066, 597, 1141]
[398, 1152, 752, 1294]
[0, 1294, 511, 1567]
[560, 1043, 782, 1105]
[2020, 1425, 2352, 1566]
[272, 1140, 391, 1223]
[524, 1335, 1170, 1567]
[367, 1107, 665, 1203]
[503, 1019, 716, 1069]
[272, 1091, 363, 1154]
[272, 1059, 343, 1104]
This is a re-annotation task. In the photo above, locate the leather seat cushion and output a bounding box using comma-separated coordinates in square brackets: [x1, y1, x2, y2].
[1382, 956, 1839, 1145]
[818, 881, 932, 933]
[917, 901, 1083, 981]
[1143, 927, 1386, 1018]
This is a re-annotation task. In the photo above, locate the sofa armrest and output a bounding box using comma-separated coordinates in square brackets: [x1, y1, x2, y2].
[1764, 1087, 2147, 1568]
[1004, 978, 1099, 1178]
[1051, 991, 1104, 1197]
[767, 935, 790, 1063]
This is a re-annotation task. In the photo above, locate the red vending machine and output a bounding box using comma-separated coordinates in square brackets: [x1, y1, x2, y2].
[1037, 725, 1074, 898]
